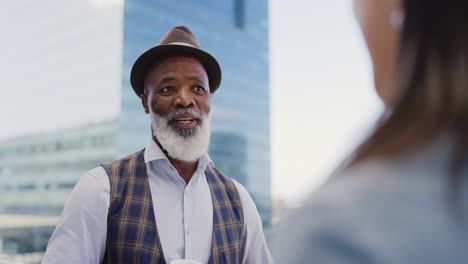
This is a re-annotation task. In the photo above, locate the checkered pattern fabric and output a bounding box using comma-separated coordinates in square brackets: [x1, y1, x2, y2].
[102, 150, 165, 264]
[206, 166, 244, 264]
[101, 149, 244, 264]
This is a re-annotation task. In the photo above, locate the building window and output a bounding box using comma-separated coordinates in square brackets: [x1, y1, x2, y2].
[18, 184, 36, 191]
[57, 183, 75, 189]
[56, 142, 63, 151]
[234, 0, 245, 29]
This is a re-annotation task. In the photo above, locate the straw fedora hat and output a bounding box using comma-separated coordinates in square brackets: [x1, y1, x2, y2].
[130, 25, 222, 97]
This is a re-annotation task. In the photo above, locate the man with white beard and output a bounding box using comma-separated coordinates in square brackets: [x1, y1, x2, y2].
[43, 25, 272, 264]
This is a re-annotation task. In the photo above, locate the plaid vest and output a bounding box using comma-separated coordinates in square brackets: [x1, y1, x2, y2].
[101, 149, 244, 264]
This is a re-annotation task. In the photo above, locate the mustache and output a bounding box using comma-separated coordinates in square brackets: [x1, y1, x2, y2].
[165, 108, 203, 120]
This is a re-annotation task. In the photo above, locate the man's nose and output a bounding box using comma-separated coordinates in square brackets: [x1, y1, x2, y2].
[174, 88, 194, 108]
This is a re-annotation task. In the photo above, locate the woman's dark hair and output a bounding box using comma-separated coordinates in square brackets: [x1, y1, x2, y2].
[350, 0, 468, 184]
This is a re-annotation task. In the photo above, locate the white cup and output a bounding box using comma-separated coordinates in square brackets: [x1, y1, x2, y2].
[170, 259, 203, 264]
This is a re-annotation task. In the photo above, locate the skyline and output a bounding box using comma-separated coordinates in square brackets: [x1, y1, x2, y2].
[0, 0, 382, 202]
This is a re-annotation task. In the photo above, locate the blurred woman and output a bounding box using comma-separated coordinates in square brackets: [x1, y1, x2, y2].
[274, 0, 468, 263]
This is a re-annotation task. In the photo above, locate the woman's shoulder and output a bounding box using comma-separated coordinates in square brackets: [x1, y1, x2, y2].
[273, 137, 468, 263]
[319, 135, 456, 204]
[305, 146, 451, 229]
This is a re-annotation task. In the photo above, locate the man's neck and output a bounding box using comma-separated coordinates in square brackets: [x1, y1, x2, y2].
[168, 156, 199, 184]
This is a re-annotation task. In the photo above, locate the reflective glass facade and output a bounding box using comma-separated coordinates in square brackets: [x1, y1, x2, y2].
[0, 121, 118, 255]
[0, 121, 118, 216]
[119, 0, 271, 226]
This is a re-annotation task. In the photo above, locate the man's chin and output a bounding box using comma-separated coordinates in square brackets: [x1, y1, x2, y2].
[156, 128, 209, 162]
[150, 111, 210, 162]
[170, 125, 198, 138]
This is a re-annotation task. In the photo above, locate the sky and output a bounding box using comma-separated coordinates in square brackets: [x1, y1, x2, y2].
[0, 0, 382, 202]
[0, 0, 122, 138]
[269, 0, 382, 201]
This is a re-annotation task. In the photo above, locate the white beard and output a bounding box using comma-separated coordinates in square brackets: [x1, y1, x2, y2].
[149, 108, 211, 162]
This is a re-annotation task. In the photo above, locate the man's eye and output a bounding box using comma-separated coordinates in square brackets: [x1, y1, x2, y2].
[194, 85, 206, 92]
[159, 86, 174, 93]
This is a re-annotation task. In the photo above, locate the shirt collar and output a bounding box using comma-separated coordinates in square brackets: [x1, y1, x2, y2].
[143, 138, 214, 170]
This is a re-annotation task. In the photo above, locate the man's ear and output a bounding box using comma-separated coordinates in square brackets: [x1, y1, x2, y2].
[141, 93, 150, 114]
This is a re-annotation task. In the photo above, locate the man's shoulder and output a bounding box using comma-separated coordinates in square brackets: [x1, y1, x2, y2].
[229, 178, 249, 198]
[86, 166, 108, 181]
[206, 166, 252, 201]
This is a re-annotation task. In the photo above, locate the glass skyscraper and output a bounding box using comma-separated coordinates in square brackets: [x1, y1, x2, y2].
[119, 0, 271, 226]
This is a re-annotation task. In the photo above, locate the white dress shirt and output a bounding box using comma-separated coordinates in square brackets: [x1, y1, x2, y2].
[42, 139, 272, 264]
